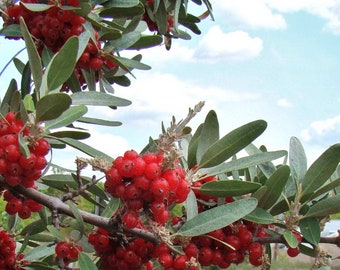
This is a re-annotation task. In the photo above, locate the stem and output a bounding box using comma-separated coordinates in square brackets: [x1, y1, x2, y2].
[0, 176, 159, 244]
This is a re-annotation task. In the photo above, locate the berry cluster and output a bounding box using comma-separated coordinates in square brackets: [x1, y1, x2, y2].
[88, 228, 155, 270]
[0, 111, 49, 218]
[0, 229, 28, 269]
[55, 240, 83, 266]
[3, 0, 117, 89]
[104, 150, 191, 226]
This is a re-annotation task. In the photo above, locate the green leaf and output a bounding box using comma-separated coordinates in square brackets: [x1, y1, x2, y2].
[113, 55, 151, 70]
[257, 165, 291, 210]
[184, 190, 199, 221]
[68, 201, 85, 238]
[177, 198, 257, 236]
[78, 252, 98, 270]
[200, 150, 287, 177]
[44, 105, 88, 130]
[101, 197, 120, 218]
[304, 194, 340, 218]
[244, 208, 276, 225]
[71, 91, 131, 107]
[77, 116, 122, 127]
[18, 133, 30, 158]
[20, 17, 43, 92]
[283, 230, 299, 248]
[48, 130, 90, 140]
[47, 225, 65, 241]
[128, 35, 163, 50]
[21, 3, 53, 12]
[110, 31, 141, 52]
[20, 219, 47, 236]
[196, 110, 219, 163]
[198, 180, 261, 197]
[55, 137, 113, 162]
[252, 186, 268, 202]
[199, 120, 267, 168]
[0, 24, 22, 37]
[289, 136, 307, 181]
[310, 177, 340, 200]
[187, 124, 203, 169]
[20, 62, 31, 98]
[25, 262, 57, 270]
[45, 36, 79, 92]
[1, 79, 17, 114]
[301, 144, 340, 198]
[36, 93, 72, 122]
[299, 217, 321, 246]
[24, 244, 56, 262]
[99, 3, 144, 18]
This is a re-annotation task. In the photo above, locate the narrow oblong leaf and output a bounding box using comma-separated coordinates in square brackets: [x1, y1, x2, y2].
[20, 18, 42, 91]
[244, 208, 276, 224]
[36, 93, 72, 122]
[77, 116, 122, 127]
[71, 91, 131, 107]
[196, 110, 219, 163]
[24, 244, 56, 262]
[78, 252, 98, 270]
[55, 137, 113, 162]
[184, 190, 199, 221]
[200, 150, 287, 177]
[187, 124, 203, 169]
[284, 230, 299, 248]
[304, 194, 340, 218]
[199, 120, 267, 168]
[101, 198, 120, 218]
[44, 105, 88, 130]
[289, 136, 307, 181]
[301, 143, 340, 198]
[177, 198, 257, 237]
[46, 36, 79, 91]
[299, 217, 320, 246]
[257, 165, 291, 210]
[198, 180, 261, 197]
[68, 201, 85, 238]
[48, 130, 90, 140]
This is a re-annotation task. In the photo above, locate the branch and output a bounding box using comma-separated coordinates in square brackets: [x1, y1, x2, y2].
[0, 177, 159, 244]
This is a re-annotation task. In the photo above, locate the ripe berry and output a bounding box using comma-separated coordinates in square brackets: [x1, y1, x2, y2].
[89, 57, 103, 70]
[55, 242, 71, 258]
[287, 246, 300, 257]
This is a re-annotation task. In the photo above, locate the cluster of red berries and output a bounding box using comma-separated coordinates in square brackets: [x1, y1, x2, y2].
[88, 228, 155, 270]
[3, 190, 42, 219]
[0, 229, 28, 269]
[0, 111, 49, 218]
[55, 240, 83, 266]
[3, 0, 116, 89]
[104, 150, 191, 226]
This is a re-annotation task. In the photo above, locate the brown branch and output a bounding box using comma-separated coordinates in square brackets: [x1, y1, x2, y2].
[0, 177, 159, 244]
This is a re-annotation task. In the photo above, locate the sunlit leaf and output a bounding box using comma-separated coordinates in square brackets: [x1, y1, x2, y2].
[71, 91, 131, 107]
[196, 110, 219, 163]
[244, 208, 276, 224]
[257, 165, 290, 210]
[20, 18, 42, 92]
[45, 36, 79, 92]
[44, 105, 88, 130]
[47, 225, 65, 241]
[36, 93, 72, 122]
[283, 230, 299, 248]
[177, 198, 257, 236]
[184, 190, 198, 221]
[24, 244, 56, 262]
[289, 136, 307, 181]
[77, 116, 122, 126]
[199, 120, 267, 168]
[128, 35, 163, 50]
[300, 217, 320, 246]
[301, 143, 340, 198]
[303, 194, 340, 218]
[198, 180, 261, 197]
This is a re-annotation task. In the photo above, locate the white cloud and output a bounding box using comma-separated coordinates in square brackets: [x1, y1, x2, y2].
[277, 98, 293, 108]
[215, 0, 287, 29]
[193, 27, 263, 62]
[300, 115, 340, 144]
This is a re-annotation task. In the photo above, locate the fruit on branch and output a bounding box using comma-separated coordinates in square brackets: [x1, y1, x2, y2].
[104, 150, 190, 225]
[55, 240, 83, 266]
[2, 0, 117, 89]
[0, 111, 48, 218]
[0, 229, 28, 269]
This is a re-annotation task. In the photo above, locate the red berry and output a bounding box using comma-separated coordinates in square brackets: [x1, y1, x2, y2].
[55, 242, 71, 258]
[89, 57, 103, 70]
[287, 246, 300, 257]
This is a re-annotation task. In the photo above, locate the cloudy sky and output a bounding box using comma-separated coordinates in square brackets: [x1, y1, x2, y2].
[1, 0, 340, 169]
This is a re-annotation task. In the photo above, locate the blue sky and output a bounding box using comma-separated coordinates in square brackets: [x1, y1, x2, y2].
[0, 1, 339, 169]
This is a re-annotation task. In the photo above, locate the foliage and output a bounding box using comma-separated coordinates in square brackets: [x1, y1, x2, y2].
[0, 0, 339, 270]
